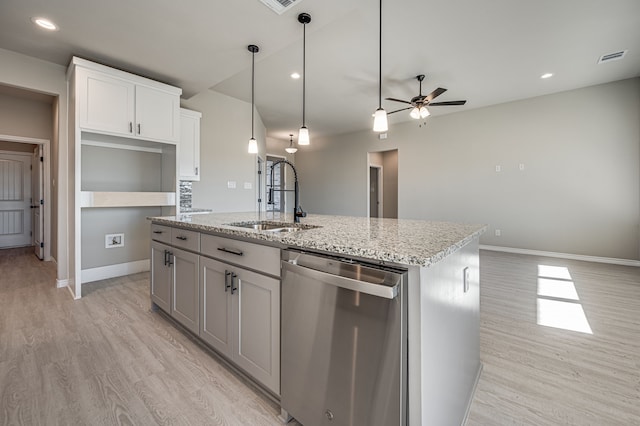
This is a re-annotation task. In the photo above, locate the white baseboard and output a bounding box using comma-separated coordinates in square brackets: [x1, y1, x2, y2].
[480, 245, 640, 267]
[81, 260, 150, 284]
[56, 278, 69, 289]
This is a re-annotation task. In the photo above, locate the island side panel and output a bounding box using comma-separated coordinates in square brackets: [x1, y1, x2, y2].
[408, 238, 481, 426]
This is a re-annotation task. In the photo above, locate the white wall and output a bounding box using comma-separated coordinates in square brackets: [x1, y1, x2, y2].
[0, 48, 68, 279]
[182, 90, 265, 212]
[296, 78, 640, 260]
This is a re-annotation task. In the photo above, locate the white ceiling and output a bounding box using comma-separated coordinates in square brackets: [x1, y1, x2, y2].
[1, 0, 639, 142]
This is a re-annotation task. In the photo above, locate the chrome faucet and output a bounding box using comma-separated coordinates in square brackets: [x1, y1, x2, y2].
[267, 159, 307, 223]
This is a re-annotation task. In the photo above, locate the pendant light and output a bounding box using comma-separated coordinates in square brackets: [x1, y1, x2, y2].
[285, 134, 298, 154]
[298, 13, 311, 145]
[372, 0, 388, 132]
[247, 44, 259, 154]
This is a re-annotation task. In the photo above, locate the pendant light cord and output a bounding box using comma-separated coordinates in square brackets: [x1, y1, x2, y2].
[302, 21, 306, 127]
[251, 50, 255, 139]
[378, 0, 382, 109]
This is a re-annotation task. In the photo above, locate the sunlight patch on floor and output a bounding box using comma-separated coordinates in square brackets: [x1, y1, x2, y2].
[536, 265, 593, 334]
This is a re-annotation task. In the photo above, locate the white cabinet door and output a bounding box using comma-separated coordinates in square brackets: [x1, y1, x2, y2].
[172, 248, 199, 334]
[151, 241, 172, 312]
[135, 85, 180, 143]
[200, 256, 233, 358]
[234, 267, 280, 394]
[178, 108, 201, 181]
[78, 68, 135, 136]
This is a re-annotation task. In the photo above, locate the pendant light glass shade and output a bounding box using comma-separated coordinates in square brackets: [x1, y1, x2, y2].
[285, 134, 298, 154]
[372, 0, 387, 132]
[248, 137, 258, 153]
[247, 44, 259, 154]
[298, 126, 310, 145]
[373, 108, 388, 132]
[298, 13, 311, 146]
[420, 106, 430, 118]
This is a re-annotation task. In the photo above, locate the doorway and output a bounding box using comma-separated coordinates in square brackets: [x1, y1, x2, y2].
[369, 166, 382, 218]
[0, 135, 51, 260]
[368, 150, 398, 218]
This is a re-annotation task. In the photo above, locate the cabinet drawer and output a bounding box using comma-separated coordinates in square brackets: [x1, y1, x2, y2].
[201, 234, 280, 276]
[151, 224, 172, 244]
[171, 228, 200, 252]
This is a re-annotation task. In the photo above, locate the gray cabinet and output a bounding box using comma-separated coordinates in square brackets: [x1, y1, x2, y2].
[199, 253, 280, 395]
[150, 240, 199, 335]
[172, 248, 199, 334]
[151, 240, 172, 313]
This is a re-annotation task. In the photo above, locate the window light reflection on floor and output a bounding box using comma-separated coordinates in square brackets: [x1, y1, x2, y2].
[536, 265, 593, 334]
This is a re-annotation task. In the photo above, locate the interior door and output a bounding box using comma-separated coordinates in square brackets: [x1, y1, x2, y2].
[32, 146, 44, 259]
[370, 166, 380, 218]
[0, 152, 32, 249]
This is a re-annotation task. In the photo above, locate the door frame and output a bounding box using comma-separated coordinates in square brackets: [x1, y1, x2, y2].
[368, 164, 383, 218]
[0, 134, 51, 261]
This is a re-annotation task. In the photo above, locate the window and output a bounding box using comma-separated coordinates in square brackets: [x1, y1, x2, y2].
[266, 155, 285, 213]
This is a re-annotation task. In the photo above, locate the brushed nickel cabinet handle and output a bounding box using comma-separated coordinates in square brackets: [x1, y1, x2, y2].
[217, 247, 243, 256]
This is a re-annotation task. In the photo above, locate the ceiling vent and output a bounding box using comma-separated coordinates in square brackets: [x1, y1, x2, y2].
[258, 0, 302, 15]
[597, 50, 627, 64]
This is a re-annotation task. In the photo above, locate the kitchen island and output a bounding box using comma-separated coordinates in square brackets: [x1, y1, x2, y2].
[149, 212, 486, 426]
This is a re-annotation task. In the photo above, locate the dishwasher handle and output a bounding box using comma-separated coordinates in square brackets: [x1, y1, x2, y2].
[282, 261, 399, 299]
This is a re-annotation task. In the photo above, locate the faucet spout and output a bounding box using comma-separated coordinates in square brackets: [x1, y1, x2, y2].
[268, 159, 306, 223]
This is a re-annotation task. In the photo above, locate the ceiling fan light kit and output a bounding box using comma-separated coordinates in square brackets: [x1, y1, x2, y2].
[387, 74, 466, 121]
[247, 44, 260, 154]
[372, 0, 388, 133]
[298, 13, 311, 145]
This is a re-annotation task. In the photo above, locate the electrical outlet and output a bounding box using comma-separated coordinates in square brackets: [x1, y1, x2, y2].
[227, 181, 236, 189]
[495, 229, 501, 237]
[244, 182, 252, 189]
[495, 165, 502, 172]
[105, 233, 124, 248]
[519, 163, 525, 171]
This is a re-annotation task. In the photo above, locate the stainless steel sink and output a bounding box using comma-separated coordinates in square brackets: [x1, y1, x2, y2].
[225, 221, 320, 233]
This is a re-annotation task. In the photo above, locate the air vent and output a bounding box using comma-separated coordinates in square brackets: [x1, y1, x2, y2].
[597, 50, 627, 64]
[258, 0, 302, 15]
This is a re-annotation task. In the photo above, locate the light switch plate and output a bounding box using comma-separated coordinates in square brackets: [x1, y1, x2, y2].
[227, 181, 237, 189]
[244, 182, 252, 189]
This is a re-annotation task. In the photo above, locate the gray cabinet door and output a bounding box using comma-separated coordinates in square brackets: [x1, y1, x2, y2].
[151, 241, 171, 312]
[172, 248, 199, 334]
[199, 256, 233, 358]
[233, 267, 280, 395]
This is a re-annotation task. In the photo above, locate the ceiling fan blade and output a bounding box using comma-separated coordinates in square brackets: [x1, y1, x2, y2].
[388, 107, 411, 115]
[429, 100, 467, 106]
[425, 87, 447, 102]
[385, 97, 413, 105]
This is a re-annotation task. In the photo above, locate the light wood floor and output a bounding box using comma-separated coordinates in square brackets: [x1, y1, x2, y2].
[1, 247, 639, 425]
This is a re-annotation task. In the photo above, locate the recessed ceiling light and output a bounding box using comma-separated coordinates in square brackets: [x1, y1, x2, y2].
[31, 17, 58, 31]
[290, 72, 301, 79]
[540, 73, 553, 79]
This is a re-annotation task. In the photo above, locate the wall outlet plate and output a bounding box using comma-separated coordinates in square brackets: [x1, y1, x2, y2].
[105, 233, 124, 248]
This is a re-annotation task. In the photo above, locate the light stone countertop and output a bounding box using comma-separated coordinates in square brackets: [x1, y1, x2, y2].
[149, 212, 486, 268]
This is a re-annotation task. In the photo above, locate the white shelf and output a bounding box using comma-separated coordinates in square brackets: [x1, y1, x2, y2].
[80, 191, 176, 208]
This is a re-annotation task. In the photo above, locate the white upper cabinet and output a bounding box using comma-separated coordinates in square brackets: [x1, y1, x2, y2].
[72, 57, 181, 144]
[179, 108, 202, 181]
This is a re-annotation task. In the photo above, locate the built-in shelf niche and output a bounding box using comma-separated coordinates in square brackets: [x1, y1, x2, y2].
[81, 132, 176, 210]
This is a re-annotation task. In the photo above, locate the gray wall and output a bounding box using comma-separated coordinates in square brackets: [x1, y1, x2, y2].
[182, 90, 266, 212]
[296, 78, 640, 260]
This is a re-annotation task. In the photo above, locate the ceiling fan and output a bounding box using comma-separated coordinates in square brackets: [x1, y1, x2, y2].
[386, 74, 466, 119]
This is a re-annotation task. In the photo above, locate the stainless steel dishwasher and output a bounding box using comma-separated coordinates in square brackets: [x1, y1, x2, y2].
[281, 249, 408, 426]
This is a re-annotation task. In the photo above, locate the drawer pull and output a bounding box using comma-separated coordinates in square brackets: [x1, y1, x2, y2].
[217, 247, 243, 256]
[153, 230, 163, 234]
[176, 236, 188, 241]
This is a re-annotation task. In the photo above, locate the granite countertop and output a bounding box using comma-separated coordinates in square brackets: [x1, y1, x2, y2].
[148, 212, 486, 268]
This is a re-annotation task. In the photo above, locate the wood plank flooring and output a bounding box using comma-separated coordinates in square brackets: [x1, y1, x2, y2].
[1, 247, 639, 425]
